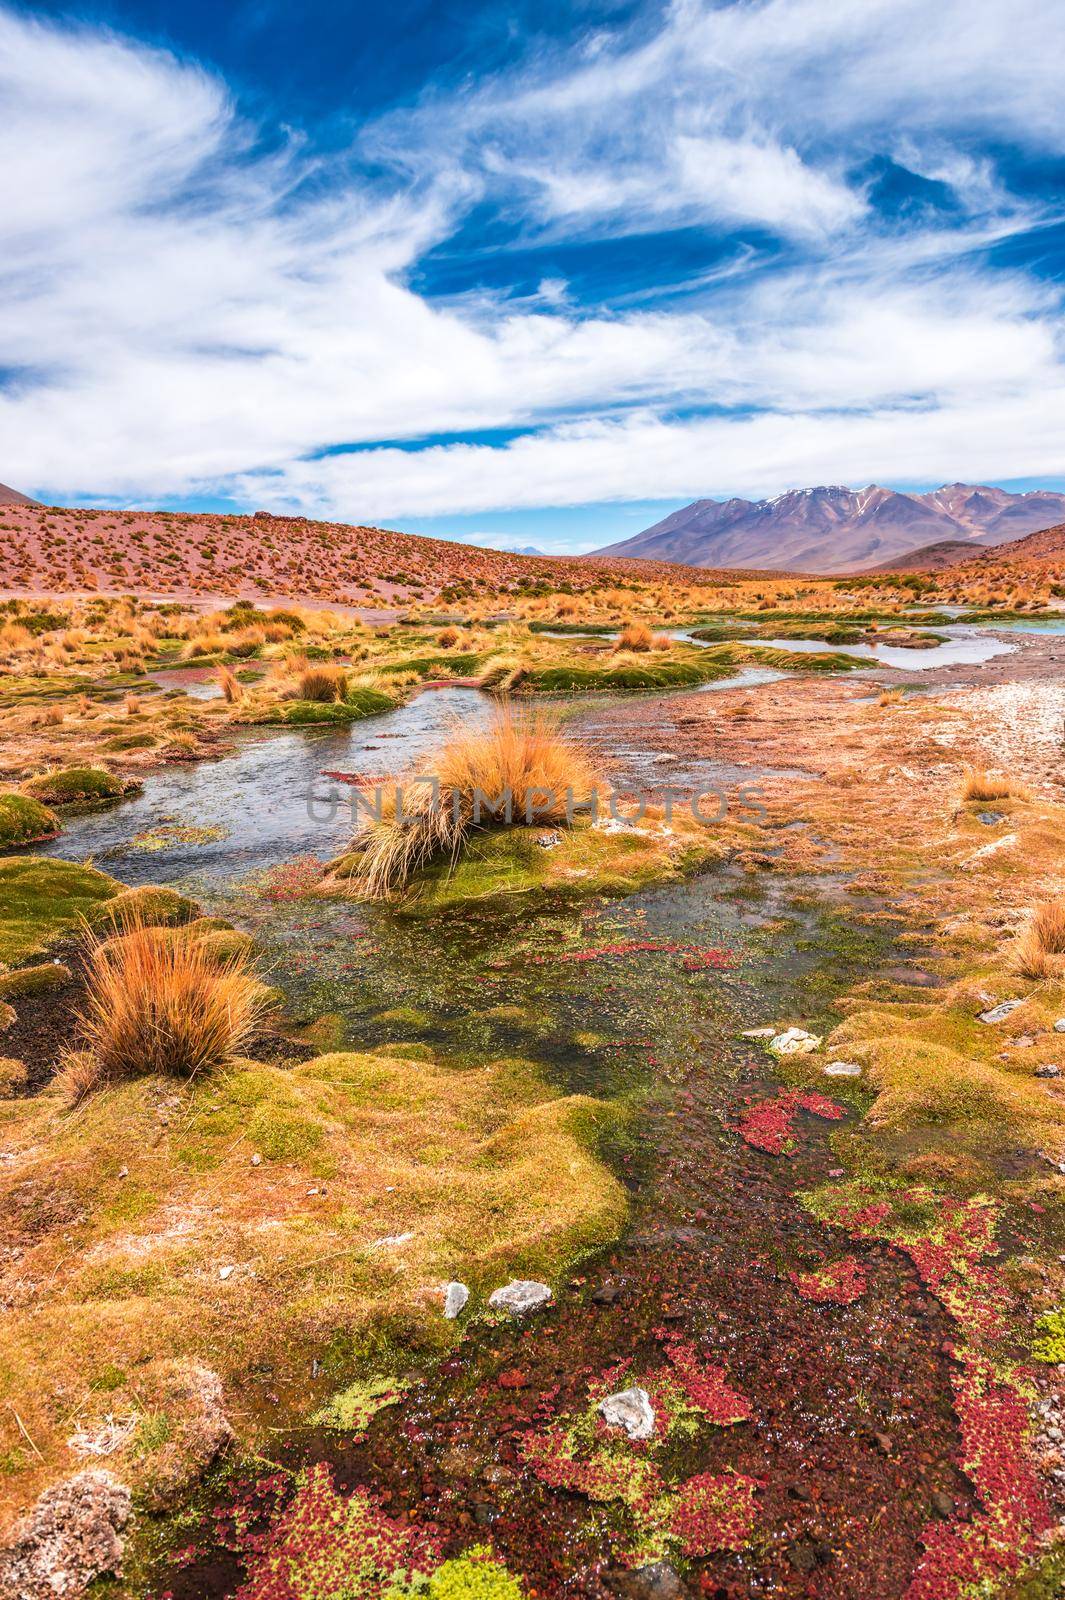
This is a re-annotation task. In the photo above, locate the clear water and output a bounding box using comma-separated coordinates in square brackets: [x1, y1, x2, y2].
[41, 686, 494, 885]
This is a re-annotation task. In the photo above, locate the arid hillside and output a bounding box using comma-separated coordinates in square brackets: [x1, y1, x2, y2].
[0, 501, 729, 603]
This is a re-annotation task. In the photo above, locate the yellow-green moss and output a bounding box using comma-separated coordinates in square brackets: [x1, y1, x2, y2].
[0, 855, 119, 964]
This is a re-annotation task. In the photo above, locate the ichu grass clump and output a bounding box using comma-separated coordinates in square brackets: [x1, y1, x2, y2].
[60, 915, 271, 1098]
[329, 705, 600, 900]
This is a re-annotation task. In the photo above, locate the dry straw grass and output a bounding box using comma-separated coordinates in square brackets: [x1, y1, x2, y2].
[1013, 899, 1065, 979]
[297, 664, 349, 703]
[960, 765, 1033, 803]
[59, 917, 269, 1099]
[337, 704, 600, 899]
[216, 664, 244, 704]
[616, 620, 654, 651]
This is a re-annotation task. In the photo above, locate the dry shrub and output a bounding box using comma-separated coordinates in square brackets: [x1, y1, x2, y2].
[298, 664, 349, 703]
[216, 665, 244, 704]
[338, 704, 599, 899]
[263, 622, 293, 643]
[960, 766, 1033, 803]
[0, 622, 33, 652]
[437, 626, 460, 649]
[61, 919, 269, 1097]
[180, 633, 227, 660]
[479, 654, 531, 693]
[124, 693, 142, 715]
[227, 625, 266, 657]
[1013, 899, 1065, 979]
[616, 620, 654, 652]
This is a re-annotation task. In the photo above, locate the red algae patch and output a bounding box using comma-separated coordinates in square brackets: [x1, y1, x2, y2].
[231, 1464, 442, 1600]
[668, 1471, 759, 1557]
[735, 1088, 845, 1156]
[789, 1256, 868, 1305]
[807, 1183, 1054, 1598]
[520, 1341, 755, 1567]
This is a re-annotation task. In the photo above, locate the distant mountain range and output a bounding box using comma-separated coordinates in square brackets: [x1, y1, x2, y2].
[594, 483, 1065, 573]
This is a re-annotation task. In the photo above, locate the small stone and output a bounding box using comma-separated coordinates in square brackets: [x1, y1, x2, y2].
[443, 1281, 469, 1319]
[623, 1561, 686, 1600]
[1036, 1064, 1061, 1079]
[598, 1386, 655, 1441]
[977, 811, 1004, 825]
[873, 1431, 894, 1455]
[1055, 1019, 1065, 1034]
[931, 1491, 954, 1520]
[218, 1265, 234, 1281]
[488, 1280, 552, 1318]
[251, 1153, 261, 1166]
[741, 1026, 776, 1040]
[768, 1026, 822, 1056]
[786, 1541, 818, 1574]
[117, 1166, 128, 1180]
[977, 999, 1024, 1024]
[823, 1061, 862, 1077]
[591, 1278, 626, 1305]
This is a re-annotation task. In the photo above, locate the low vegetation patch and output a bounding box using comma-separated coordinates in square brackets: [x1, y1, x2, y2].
[0, 856, 118, 964]
[0, 1047, 626, 1528]
[0, 793, 59, 847]
[21, 766, 139, 805]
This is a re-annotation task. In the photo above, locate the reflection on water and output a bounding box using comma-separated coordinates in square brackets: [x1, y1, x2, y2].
[757, 629, 1015, 671]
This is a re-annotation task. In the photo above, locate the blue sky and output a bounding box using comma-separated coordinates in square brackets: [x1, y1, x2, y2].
[4, 0, 1065, 553]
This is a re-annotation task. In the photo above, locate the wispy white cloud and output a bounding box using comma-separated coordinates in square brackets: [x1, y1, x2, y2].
[1, 0, 1065, 529]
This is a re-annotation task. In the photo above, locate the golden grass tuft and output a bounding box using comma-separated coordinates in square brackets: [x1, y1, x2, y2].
[297, 664, 349, 703]
[615, 620, 654, 651]
[437, 626, 460, 648]
[1012, 899, 1065, 979]
[960, 765, 1033, 803]
[336, 704, 600, 899]
[61, 919, 270, 1098]
[216, 664, 244, 704]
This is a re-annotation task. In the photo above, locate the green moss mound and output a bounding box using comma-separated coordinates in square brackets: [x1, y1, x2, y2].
[0, 793, 60, 846]
[22, 766, 138, 806]
[252, 686, 396, 726]
[0, 856, 119, 964]
[0, 962, 71, 999]
[87, 884, 202, 933]
[102, 731, 157, 752]
[527, 657, 729, 692]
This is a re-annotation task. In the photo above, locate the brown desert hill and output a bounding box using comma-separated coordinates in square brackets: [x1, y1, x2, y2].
[0, 481, 38, 506]
[0, 500, 752, 603]
[863, 539, 984, 573]
[864, 519, 1065, 575]
[594, 482, 1065, 573]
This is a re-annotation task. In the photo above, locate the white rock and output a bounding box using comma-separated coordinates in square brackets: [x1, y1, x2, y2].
[978, 999, 1024, 1024]
[371, 1232, 414, 1250]
[218, 1265, 234, 1281]
[741, 1027, 776, 1040]
[598, 1386, 655, 1441]
[488, 1279, 552, 1317]
[769, 1027, 822, 1056]
[443, 1281, 469, 1319]
[963, 832, 1017, 867]
[823, 1061, 862, 1078]
[1054, 1019, 1065, 1034]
